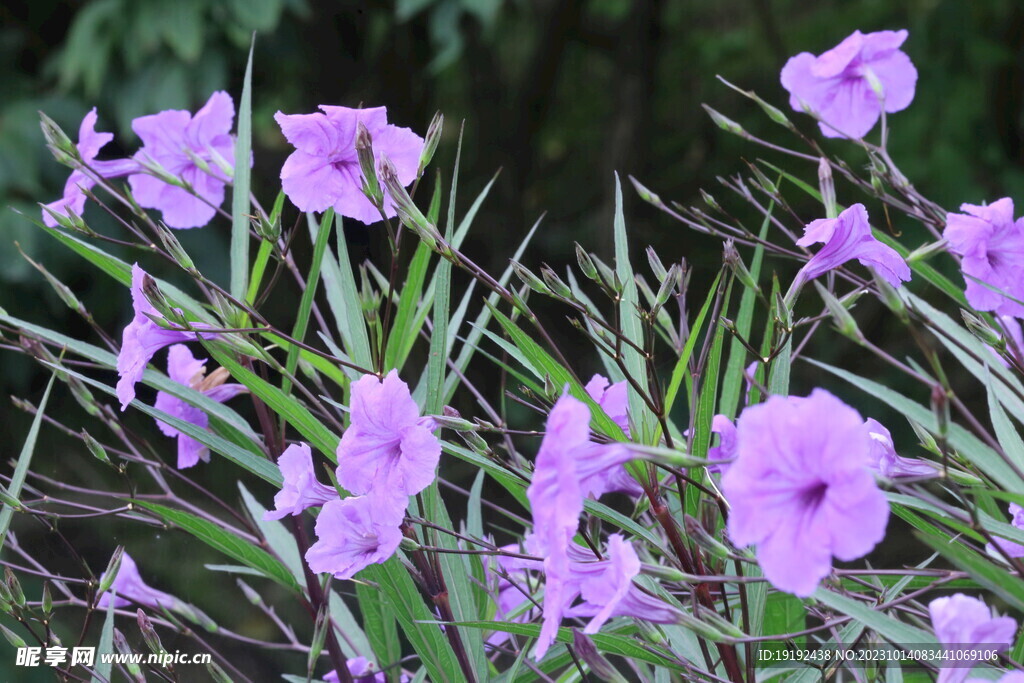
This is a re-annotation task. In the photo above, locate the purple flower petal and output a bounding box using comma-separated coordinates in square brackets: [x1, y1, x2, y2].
[97, 552, 179, 611]
[265, 443, 338, 520]
[796, 203, 911, 287]
[944, 198, 1024, 317]
[305, 496, 404, 580]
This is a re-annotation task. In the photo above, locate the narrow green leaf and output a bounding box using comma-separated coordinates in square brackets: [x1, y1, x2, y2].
[230, 36, 254, 299]
[0, 370, 56, 552]
[91, 585, 116, 683]
[135, 501, 299, 591]
[663, 270, 724, 416]
[321, 215, 374, 371]
[811, 588, 935, 645]
[918, 531, 1024, 612]
[356, 581, 401, 676]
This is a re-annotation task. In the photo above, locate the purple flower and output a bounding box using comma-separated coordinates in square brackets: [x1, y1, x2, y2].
[305, 495, 405, 580]
[987, 503, 1024, 560]
[335, 370, 441, 498]
[97, 552, 179, 611]
[585, 374, 629, 433]
[929, 593, 1018, 683]
[264, 443, 338, 520]
[325, 657, 405, 683]
[484, 545, 540, 647]
[153, 344, 244, 469]
[722, 389, 890, 597]
[944, 199, 1024, 317]
[970, 674, 1024, 683]
[566, 534, 682, 634]
[116, 264, 215, 411]
[275, 105, 423, 224]
[128, 91, 237, 229]
[42, 109, 138, 227]
[863, 418, 934, 478]
[795, 203, 911, 288]
[707, 415, 738, 474]
[781, 29, 917, 138]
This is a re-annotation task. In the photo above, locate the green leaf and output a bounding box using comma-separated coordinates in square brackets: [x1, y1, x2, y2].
[363, 557, 463, 682]
[230, 36, 254, 299]
[0, 370, 56, 552]
[663, 270, 724, 417]
[135, 501, 299, 591]
[205, 345, 339, 460]
[356, 581, 401, 676]
[811, 588, 935, 645]
[318, 215, 374, 372]
[691, 282, 731, 462]
[918, 530, 1024, 612]
[613, 173, 653, 442]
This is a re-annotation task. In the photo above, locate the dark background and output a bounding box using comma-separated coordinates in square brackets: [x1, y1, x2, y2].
[1, 0, 1023, 679]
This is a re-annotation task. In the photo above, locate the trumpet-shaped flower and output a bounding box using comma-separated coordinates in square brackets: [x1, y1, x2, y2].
[116, 264, 215, 411]
[97, 552, 180, 611]
[864, 418, 934, 478]
[129, 91, 237, 229]
[275, 105, 423, 224]
[42, 109, 138, 227]
[722, 389, 890, 597]
[929, 593, 1018, 683]
[305, 495, 405, 580]
[585, 374, 629, 433]
[781, 29, 917, 138]
[987, 503, 1024, 560]
[944, 198, 1024, 317]
[153, 344, 244, 469]
[795, 203, 911, 288]
[264, 443, 338, 520]
[336, 370, 441, 498]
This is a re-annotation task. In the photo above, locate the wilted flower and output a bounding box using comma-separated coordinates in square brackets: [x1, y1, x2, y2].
[336, 370, 441, 498]
[944, 198, 1024, 317]
[129, 91, 237, 229]
[264, 443, 338, 520]
[864, 418, 934, 478]
[116, 264, 215, 411]
[794, 203, 911, 289]
[97, 552, 179, 611]
[987, 503, 1024, 560]
[275, 105, 423, 224]
[153, 344, 244, 469]
[305, 495, 405, 580]
[929, 593, 1017, 683]
[781, 29, 917, 138]
[722, 389, 890, 596]
[42, 108, 137, 227]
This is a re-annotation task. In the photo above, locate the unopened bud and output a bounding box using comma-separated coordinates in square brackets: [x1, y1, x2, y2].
[430, 414, 476, 432]
[646, 246, 668, 282]
[628, 176, 662, 206]
[699, 189, 722, 213]
[683, 516, 731, 560]
[0, 623, 25, 649]
[38, 112, 76, 161]
[962, 310, 1002, 347]
[511, 261, 549, 295]
[114, 628, 145, 681]
[154, 223, 197, 274]
[540, 266, 573, 299]
[379, 155, 441, 248]
[255, 211, 282, 242]
[99, 547, 125, 596]
[723, 241, 759, 294]
[906, 239, 948, 264]
[818, 158, 837, 219]
[572, 631, 628, 682]
[417, 111, 443, 178]
[356, 123, 383, 208]
[813, 281, 861, 341]
[575, 243, 599, 281]
[872, 270, 908, 322]
[207, 662, 233, 683]
[5, 568, 24, 608]
[236, 579, 262, 606]
[702, 105, 745, 137]
[137, 609, 166, 656]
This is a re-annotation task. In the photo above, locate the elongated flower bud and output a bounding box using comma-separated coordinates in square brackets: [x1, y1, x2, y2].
[356, 123, 383, 208]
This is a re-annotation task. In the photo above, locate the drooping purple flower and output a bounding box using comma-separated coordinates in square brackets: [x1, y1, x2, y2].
[863, 418, 934, 478]
[116, 264, 215, 411]
[128, 91, 237, 229]
[929, 593, 1018, 683]
[781, 29, 917, 138]
[566, 535, 682, 634]
[335, 370, 441, 498]
[795, 203, 911, 289]
[987, 503, 1024, 560]
[97, 552, 180, 611]
[305, 495, 405, 580]
[944, 199, 1024, 317]
[722, 389, 890, 597]
[526, 394, 588, 658]
[264, 443, 338, 520]
[153, 344, 244, 469]
[42, 109, 138, 227]
[325, 657, 406, 683]
[585, 374, 629, 433]
[275, 105, 423, 224]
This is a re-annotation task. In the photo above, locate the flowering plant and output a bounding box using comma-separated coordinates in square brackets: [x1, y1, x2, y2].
[3, 26, 1024, 683]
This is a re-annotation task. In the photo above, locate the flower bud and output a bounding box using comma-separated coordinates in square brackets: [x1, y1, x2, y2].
[417, 111, 443, 178]
[906, 239, 948, 264]
[646, 246, 668, 282]
[962, 310, 1002, 348]
[0, 623, 24, 649]
[38, 112, 76, 162]
[236, 579, 262, 606]
[379, 155, 441, 248]
[572, 631, 628, 682]
[154, 223, 197, 274]
[207, 662, 233, 683]
[628, 176, 662, 206]
[540, 266, 573, 300]
[137, 609, 166, 656]
[818, 158, 837, 219]
[99, 547, 125, 596]
[575, 243, 599, 281]
[113, 628, 145, 680]
[723, 241, 759, 295]
[42, 582, 52, 617]
[699, 189, 722, 214]
[872, 270, 908, 322]
[5, 568, 24, 608]
[356, 123, 383, 208]
[813, 281, 862, 342]
[702, 105, 745, 137]
[511, 261, 549, 295]
[683, 515, 731, 560]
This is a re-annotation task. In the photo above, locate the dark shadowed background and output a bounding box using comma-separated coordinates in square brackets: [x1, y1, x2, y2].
[1, 0, 1023, 679]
